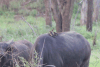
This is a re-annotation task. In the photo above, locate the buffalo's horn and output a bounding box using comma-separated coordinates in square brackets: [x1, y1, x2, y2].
[6, 39, 14, 45]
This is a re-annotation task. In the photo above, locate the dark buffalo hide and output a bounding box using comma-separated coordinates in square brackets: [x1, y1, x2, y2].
[34, 31, 91, 67]
[0, 39, 32, 67]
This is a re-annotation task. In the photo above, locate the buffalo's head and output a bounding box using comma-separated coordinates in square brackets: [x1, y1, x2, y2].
[0, 39, 16, 67]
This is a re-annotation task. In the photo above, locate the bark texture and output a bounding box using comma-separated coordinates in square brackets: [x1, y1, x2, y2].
[93, 0, 100, 22]
[51, 0, 62, 32]
[86, 0, 93, 32]
[80, 0, 88, 25]
[44, 0, 52, 27]
[62, 0, 71, 32]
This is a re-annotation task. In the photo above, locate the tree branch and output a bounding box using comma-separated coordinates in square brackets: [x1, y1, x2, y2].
[21, 17, 36, 36]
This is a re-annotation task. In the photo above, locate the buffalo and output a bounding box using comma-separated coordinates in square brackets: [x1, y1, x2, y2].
[34, 31, 91, 67]
[0, 39, 32, 67]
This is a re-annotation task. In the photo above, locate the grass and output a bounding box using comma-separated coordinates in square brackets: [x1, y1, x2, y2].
[0, 15, 100, 67]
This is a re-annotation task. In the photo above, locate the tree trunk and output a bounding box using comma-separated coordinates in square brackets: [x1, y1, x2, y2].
[51, 0, 62, 32]
[86, 0, 93, 32]
[69, 0, 75, 19]
[44, 0, 52, 27]
[62, 0, 71, 32]
[80, 0, 88, 25]
[51, 0, 74, 32]
[93, 0, 100, 22]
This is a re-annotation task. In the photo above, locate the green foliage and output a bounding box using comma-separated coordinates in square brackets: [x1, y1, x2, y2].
[18, 9, 30, 16]
[37, 0, 45, 9]
[0, 0, 45, 17]
[3, 11, 15, 17]
[0, 8, 15, 16]
[9, 0, 22, 9]
[0, 7, 4, 15]
[18, 9, 37, 16]
[29, 2, 38, 8]
[72, 2, 81, 20]
[75, 26, 94, 39]
[29, 10, 37, 16]
[73, 3, 79, 14]
[18, 57, 31, 67]
[89, 49, 100, 67]
[72, 13, 81, 20]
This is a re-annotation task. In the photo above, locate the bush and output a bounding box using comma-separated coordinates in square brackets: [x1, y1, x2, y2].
[29, 10, 37, 16]
[18, 9, 30, 16]
[9, 0, 21, 10]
